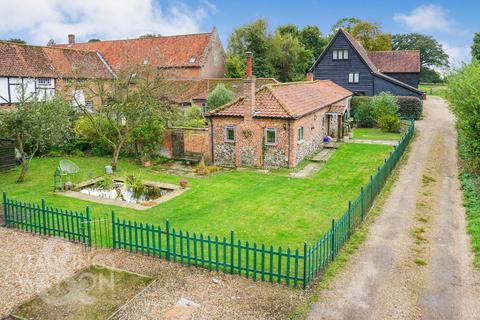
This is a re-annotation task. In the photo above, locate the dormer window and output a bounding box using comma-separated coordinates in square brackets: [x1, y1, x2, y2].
[333, 49, 349, 60]
[189, 56, 196, 64]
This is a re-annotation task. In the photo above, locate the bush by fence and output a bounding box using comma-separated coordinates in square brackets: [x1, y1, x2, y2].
[351, 96, 423, 120]
[2, 119, 414, 289]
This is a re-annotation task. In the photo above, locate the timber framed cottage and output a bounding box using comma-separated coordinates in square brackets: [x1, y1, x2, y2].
[206, 53, 353, 168]
[310, 28, 423, 98]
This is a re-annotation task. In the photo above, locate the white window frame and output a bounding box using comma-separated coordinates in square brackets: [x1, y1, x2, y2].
[348, 73, 360, 84]
[333, 49, 348, 60]
[225, 126, 235, 142]
[297, 126, 304, 143]
[37, 77, 52, 87]
[265, 128, 277, 145]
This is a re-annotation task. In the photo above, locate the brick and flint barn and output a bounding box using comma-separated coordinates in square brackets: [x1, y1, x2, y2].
[310, 28, 423, 98]
[206, 53, 353, 168]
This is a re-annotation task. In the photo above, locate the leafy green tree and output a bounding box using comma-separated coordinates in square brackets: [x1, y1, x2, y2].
[5, 38, 26, 44]
[370, 92, 399, 120]
[227, 19, 273, 78]
[276, 24, 299, 37]
[299, 26, 329, 61]
[176, 106, 207, 128]
[88, 38, 101, 43]
[331, 17, 362, 34]
[331, 18, 391, 51]
[447, 61, 480, 173]
[269, 32, 312, 82]
[0, 96, 72, 182]
[391, 33, 449, 69]
[207, 84, 235, 111]
[355, 102, 376, 128]
[225, 54, 245, 78]
[471, 33, 480, 62]
[419, 67, 444, 83]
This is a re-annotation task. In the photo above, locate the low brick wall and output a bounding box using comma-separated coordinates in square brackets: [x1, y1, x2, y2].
[160, 127, 211, 162]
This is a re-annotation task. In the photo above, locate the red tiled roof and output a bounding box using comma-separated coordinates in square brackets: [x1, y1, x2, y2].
[155, 78, 278, 104]
[367, 50, 421, 73]
[0, 41, 113, 79]
[208, 80, 353, 119]
[55, 31, 214, 71]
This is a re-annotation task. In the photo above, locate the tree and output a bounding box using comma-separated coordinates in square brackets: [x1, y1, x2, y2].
[225, 54, 245, 78]
[206, 84, 235, 111]
[331, 18, 391, 51]
[471, 33, 480, 62]
[391, 33, 449, 69]
[227, 19, 273, 77]
[0, 95, 72, 182]
[5, 38, 26, 44]
[88, 38, 101, 43]
[298, 26, 328, 61]
[276, 24, 299, 37]
[70, 63, 178, 170]
[447, 61, 480, 173]
[269, 32, 312, 82]
[139, 33, 161, 39]
[419, 67, 444, 83]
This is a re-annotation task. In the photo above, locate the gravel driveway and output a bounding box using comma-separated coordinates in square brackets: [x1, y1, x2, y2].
[308, 96, 480, 320]
[0, 227, 307, 319]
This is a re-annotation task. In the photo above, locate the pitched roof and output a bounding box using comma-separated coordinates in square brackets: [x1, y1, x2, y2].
[55, 30, 216, 71]
[155, 78, 278, 104]
[0, 41, 113, 79]
[207, 80, 353, 119]
[310, 29, 423, 95]
[367, 50, 421, 73]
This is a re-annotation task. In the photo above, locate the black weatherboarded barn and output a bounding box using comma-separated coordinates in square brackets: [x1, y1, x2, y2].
[0, 138, 15, 171]
[310, 28, 423, 98]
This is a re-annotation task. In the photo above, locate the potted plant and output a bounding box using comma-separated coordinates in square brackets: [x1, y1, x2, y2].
[197, 157, 206, 175]
[179, 179, 188, 188]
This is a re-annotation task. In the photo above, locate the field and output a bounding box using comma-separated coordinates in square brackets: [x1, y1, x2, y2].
[419, 83, 448, 98]
[1, 143, 392, 249]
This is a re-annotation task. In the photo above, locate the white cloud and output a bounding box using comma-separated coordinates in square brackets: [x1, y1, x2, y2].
[440, 42, 471, 68]
[393, 5, 454, 33]
[0, 0, 215, 44]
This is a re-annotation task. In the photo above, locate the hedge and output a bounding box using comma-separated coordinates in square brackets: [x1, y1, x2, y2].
[351, 96, 423, 120]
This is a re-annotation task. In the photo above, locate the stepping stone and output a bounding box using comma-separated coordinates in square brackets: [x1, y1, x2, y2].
[290, 163, 321, 178]
[311, 149, 334, 163]
[164, 298, 200, 320]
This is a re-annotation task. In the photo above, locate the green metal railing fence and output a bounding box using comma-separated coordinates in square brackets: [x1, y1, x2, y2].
[2, 119, 414, 288]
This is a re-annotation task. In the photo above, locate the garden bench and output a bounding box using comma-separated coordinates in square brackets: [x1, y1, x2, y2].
[181, 152, 203, 165]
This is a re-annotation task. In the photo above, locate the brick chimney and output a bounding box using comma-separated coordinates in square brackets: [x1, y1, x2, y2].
[305, 72, 314, 81]
[243, 51, 255, 121]
[68, 34, 75, 45]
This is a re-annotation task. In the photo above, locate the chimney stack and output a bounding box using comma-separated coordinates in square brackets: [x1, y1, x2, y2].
[68, 34, 75, 45]
[306, 72, 314, 81]
[243, 51, 255, 121]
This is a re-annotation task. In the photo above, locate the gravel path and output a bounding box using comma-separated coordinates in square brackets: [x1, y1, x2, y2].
[308, 96, 480, 320]
[0, 227, 307, 319]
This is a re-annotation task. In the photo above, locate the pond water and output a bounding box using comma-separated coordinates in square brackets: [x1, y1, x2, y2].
[80, 181, 171, 204]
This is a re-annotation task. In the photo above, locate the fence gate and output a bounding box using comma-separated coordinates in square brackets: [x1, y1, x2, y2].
[172, 130, 185, 159]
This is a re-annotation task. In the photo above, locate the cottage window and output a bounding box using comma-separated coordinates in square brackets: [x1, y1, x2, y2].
[265, 128, 277, 145]
[348, 73, 360, 83]
[333, 49, 348, 60]
[85, 100, 94, 112]
[225, 126, 235, 142]
[297, 126, 304, 142]
[37, 78, 52, 87]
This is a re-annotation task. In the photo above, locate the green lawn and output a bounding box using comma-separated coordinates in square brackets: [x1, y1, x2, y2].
[419, 83, 448, 98]
[1, 143, 392, 249]
[352, 128, 401, 141]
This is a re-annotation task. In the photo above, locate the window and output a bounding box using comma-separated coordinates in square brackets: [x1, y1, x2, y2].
[297, 126, 304, 142]
[265, 128, 276, 145]
[201, 103, 208, 114]
[225, 126, 235, 142]
[85, 100, 94, 112]
[37, 78, 52, 87]
[348, 73, 360, 83]
[333, 49, 348, 60]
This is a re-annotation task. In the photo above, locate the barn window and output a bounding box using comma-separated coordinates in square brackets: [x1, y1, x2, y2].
[348, 73, 360, 83]
[265, 128, 277, 145]
[225, 126, 235, 142]
[333, 49, 348, 60]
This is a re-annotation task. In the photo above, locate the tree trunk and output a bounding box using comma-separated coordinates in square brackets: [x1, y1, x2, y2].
[111, 143, 123, 171]
[17, 161, 29, 183]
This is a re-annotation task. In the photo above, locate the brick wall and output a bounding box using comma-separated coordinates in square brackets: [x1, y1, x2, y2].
[160, 127, 210, 161]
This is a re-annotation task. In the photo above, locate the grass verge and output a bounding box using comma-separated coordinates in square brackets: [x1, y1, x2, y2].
[459, 171, 480, 268]
[288, 132, 415, 319]
[352, 128, 401, 141]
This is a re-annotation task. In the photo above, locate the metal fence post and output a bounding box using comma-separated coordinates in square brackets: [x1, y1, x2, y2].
[360, 187, 365, 221]
[230, 230, 234, 274]
[331, 219, 335, 262]
[41, 198, 46, 235]
[2, 192, 7, 227]
[166, 220, 171, 261]
[85, 207, 92, 248]
[348, 201, 352, 236]
[303, 242, 308, 289]
[111, 211, 116, 249]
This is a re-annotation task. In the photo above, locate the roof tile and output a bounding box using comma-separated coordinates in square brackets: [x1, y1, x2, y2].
[367, 50, 421, 73]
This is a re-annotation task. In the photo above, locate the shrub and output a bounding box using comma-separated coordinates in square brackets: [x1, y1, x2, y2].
[350, 96, 372, 118]
[397, 96, 423, 120]
[206, 83, 235, 111]
[355, 102, 376, 128]
[377, 114, 401, 133]
[370, 92, 399, 120]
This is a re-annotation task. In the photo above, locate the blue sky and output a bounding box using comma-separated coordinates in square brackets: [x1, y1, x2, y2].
[0, 0, 477, 66]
